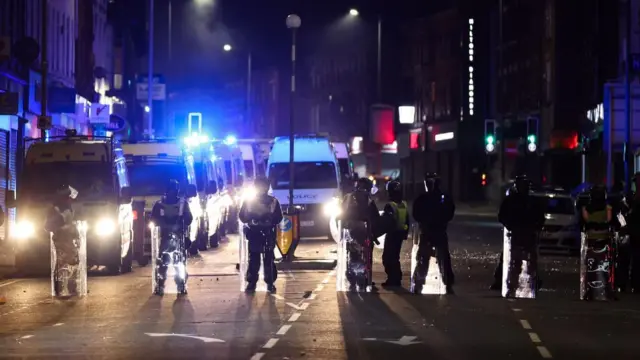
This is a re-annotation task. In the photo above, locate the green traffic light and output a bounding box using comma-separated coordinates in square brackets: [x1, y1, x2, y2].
[527, 134, 536, 143]
[486, 135, 494, 145]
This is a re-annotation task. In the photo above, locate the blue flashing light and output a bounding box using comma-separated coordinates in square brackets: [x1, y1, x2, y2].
[224, 135, 237, 145]
[183, 132, 210, 147]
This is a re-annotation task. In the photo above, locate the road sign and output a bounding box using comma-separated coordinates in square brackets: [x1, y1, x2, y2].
[0, 92, 19, 115]
[90, 103, 110, 124]
[136, 75, 166, 101]
[37, 115, 52, 130]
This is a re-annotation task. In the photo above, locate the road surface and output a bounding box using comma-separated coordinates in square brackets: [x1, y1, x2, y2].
[0, 213, 639, 359]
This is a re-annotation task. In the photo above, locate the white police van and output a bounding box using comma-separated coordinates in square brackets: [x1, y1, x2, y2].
[267, 135, 341, 238]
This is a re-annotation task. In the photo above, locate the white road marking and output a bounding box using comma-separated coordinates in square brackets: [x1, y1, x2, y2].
[512, 308, 522, 312]
[286, 302, 306, 310]
[20, 335, 33, 339]
[250, 353, 264, 360]
[537, 346, 553, 358]
[145, 333, 225, 343]
[52, 323, 64, 327]
[308, 293, 317, 300]
[277, 325, 292, 335]
[288, 313, 301, 322]
[315, 284, 324, 291]
[519, 319, 532, 330]
[270, 294, 285, 300]
[263, 338, 279, 349]
[0, 280, 21, 288]
[528, 332, 541, 343]
[322, 277, 330, 284]
[300, 302, 309, 310]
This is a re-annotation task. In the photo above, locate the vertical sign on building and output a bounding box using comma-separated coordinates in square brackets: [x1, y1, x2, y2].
[468, 18, 475, 117]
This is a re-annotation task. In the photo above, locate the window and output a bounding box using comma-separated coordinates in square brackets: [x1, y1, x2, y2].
[268, 162, 338, 190]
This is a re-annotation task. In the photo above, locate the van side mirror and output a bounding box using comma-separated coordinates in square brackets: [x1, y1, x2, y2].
[120, 186, 132, 204]
[206, 180, 218, 195]
[6, 190, 16, 208]
[186, 184, 197, 198]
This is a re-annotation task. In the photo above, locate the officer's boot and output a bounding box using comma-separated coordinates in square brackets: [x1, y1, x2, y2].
[267, 284, 276, 293]
[245, 282, 257, 293]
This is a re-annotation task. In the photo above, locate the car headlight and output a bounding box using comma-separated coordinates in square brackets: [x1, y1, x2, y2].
[148, 221, 155, 230]
[95, 218, 116, 237]
[11, 220, 35, 239]
[323, 198, 342, 216]
[242, 186, 258, 201]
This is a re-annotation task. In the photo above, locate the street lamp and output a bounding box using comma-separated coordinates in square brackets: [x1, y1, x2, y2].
[222, 44, 252, 136]
[285, 14, 301, 217]
[345, 9, 382, 101]
[349, 8, 359, 16]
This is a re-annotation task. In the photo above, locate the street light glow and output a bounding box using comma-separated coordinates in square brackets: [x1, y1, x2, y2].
[349, 9, 359, 16]
[223, 44, 232, 51]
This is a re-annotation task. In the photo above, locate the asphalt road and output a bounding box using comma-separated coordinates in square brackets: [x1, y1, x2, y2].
[0, 213, 639, 359]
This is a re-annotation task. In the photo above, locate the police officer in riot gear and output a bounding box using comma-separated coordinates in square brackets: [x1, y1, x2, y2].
[45, 184, 81, 296]
[618, 173, 640, 293]
[341, 177, 381, 291]
[498, 175, 544, 297]
[151, 179, 193, 296]
[239, 176, 283, 293]
[412, 172, 456, 294]
[381, 180, 409, 287]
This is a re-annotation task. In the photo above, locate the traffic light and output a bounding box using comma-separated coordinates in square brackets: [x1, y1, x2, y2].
[484, 119, 496, 153]
[526, 117, 538, 152]
[481, 173, 487, 186]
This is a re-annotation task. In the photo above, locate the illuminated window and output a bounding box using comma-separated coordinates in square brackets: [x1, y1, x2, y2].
[468, 19, 474, 117]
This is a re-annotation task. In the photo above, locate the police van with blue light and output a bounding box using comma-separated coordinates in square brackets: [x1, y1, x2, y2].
[9, 130, 135, 275]
[210, 135, 245, 233]
[121, 135, 219, 261]
[267, 135, 342, 238]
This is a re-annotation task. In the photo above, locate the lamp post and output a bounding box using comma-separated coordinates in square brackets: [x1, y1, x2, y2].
[147, 0, 155, 137]
[223, 44, 253, 136]
[286, 14, 301, 212]
[349, 9, 382, 101]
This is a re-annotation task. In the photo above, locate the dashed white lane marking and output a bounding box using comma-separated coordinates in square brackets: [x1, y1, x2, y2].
[315, 284, 324, 291]
[288, 313, 301, 322]
[20, 335, 33, 339]
[270, 294, 285, 300]
[512, 308, 522, 312]
[308, 293, 317, 300]
[300, 302, 309, 310]
[519, 319, 532, 330]
[322, 277, 330, 284]
[0, 280, 21, 288]
[250, 353, 265, 360]
[263, 338, 279, 349]
[528, 332, 541, 343]
[277, 325, 292, 335]
[53, 323, 64, 327]
[537, 346, 552, 358]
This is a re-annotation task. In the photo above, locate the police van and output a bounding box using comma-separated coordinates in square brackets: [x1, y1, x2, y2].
[267, 135, 342, 238]
[121, 138, 205, 263]
[9, 132, 134, 275]
[212, 138, 245, 233]
[237, 139, 267, 181]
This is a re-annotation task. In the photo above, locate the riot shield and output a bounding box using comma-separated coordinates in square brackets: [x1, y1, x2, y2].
[239, 221, 276, 292]
[409, 224, 447, 295]
[336, 221, 373, 292]
[580, 229, 614, 300]
[50, 221, 87, 298]
[501, 228, 537, 299]
[151, 226, 188, 295]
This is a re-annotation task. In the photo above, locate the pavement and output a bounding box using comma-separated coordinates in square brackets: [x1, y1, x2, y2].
[0, 215, 639, 359]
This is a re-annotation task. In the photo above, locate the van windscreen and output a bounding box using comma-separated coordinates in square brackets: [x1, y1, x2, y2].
[269, 162, 337, 190]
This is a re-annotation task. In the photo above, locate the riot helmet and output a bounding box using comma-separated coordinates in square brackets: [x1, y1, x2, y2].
[514, 175, 532, 195]
[386, 180, 402, 201]
[423, 172, 441, 193]
[356, 177, 373, 192]
[165, 179, 180, 199]
[254, 176, 270, 195]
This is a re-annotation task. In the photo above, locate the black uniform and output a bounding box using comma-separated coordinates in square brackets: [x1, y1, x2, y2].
[45, 185, 81, 296]
[239, 177, 283, 293]
[497, 176, 544, 297]
[381, 181, 409, 287]
[412, 173, 455, 294]
[151, 180, 193, 295]
[341, 177, 381, 291]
